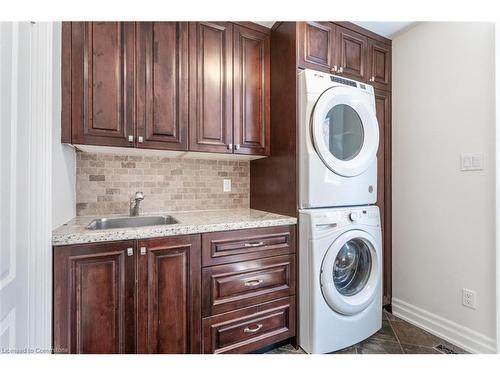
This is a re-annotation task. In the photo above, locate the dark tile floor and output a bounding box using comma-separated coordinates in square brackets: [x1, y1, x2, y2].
[265, 309, 468, 354]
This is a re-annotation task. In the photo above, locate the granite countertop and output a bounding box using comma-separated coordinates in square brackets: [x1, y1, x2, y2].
[52, 208, 297, 246]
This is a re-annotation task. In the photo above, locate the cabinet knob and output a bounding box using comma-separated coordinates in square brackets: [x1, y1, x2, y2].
[331, 65, 338, 73]
[127, 248, 134, 256]
[140, 247, 147, 255]
[138, 136, 144, 143]
[128, 135, 134, 142]
[369, 76, 375, 82]
[235, 144, 240, 150]
[338, 66, 344, 73]
[227, 143, 233, 150]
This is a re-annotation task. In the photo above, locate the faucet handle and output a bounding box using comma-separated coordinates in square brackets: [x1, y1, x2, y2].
[134, 191, 145, 201]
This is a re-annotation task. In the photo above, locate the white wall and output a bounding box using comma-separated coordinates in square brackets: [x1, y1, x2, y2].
[51, 22, 76, 229]
[392, 22, 496, 353]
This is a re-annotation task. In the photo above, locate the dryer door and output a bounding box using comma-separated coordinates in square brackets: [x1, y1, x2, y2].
[311, 86, 379, 177]
[320, 229, 380, 316]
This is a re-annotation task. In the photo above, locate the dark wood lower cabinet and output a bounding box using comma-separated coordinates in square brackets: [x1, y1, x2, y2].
[53, 225, 297, 354]
[53, 235, 201, 354]
[200, 225, 297, 353]
[53, 240, 136, 354]
[374, 89, 392, 306]
[137, 235, 201, 353]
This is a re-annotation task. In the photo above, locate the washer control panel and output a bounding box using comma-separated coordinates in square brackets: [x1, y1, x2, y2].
[309, 206, 380, 229]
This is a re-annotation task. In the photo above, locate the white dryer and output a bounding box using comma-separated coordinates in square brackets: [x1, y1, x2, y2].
[299, 206, 382, 354]
[298, 69, 379, 208]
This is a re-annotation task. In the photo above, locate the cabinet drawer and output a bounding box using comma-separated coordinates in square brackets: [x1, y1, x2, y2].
[202, 296, 296, 354]
[202, 225, 295, 266]
[202, 255, 295, 316]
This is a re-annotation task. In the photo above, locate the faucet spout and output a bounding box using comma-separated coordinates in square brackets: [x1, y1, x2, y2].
[130, 191, 145, 216]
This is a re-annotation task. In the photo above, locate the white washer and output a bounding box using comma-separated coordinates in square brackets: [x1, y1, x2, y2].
[298, 69, 379, 208]
[299, 206, 382, 354]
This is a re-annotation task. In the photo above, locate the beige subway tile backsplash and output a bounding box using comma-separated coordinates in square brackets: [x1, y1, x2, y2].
[76, 152, 250, 216]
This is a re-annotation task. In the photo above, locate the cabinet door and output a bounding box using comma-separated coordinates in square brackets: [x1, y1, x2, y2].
[70, 22, 135, 147]
[53, 241, 136, 354]
[368, 40, 391, 90]
[297, 22, 336, 73]
[136, 22, 189, 150]
[137, 235, 201, 353]
[233, 25, 270, 155]
[374, 89, 392, 306]
[336, 26, 368, 82]
[189, 22, 233, 153]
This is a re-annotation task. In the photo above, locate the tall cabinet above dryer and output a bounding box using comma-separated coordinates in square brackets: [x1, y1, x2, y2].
[249, 22, 392, 307]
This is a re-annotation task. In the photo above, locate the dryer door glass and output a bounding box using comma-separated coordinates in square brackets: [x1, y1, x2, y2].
[311, 86, 379, 177]
[333, 238, 372, 296]
[323, 104, 364, 161]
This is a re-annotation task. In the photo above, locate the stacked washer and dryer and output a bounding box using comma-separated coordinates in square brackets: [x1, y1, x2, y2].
[297, 69, 383, 353]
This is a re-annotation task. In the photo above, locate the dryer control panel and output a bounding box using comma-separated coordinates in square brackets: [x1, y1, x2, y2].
[299, 68, 375, 96]
[330, 76, 357, 88]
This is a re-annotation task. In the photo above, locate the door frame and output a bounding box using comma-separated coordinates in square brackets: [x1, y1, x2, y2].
[0, 22, 54, 353]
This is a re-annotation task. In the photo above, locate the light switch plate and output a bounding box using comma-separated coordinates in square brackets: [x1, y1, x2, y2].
[461, 153, 484, 171]
[223, 179, 231, 192]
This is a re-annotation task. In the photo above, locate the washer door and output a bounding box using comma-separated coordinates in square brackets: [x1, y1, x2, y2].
[311, 86, 379, 177]
[320, 230, 379, 316]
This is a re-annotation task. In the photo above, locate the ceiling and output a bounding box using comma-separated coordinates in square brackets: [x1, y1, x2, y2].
[351, 22, 416, 39]
[254, 21, 416, 39]
[254, 21, 275, 29]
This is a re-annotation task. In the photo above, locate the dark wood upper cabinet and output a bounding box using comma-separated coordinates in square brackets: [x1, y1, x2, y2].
[297, 22, 336, 73]
[63, 21, 270, 157]
[137, 235, 201, 354]
[369, 40, 392, 91]
[336, 26, 368, 82]
[136, 22, 189, 150]
[233, 25, 270, 156]
[53, 241, 136, 354]
[189, 22, 233, 153]
[69, 22, 136, 147]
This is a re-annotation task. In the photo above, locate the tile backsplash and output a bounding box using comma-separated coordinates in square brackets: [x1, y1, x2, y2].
[76, 152, 249, 216]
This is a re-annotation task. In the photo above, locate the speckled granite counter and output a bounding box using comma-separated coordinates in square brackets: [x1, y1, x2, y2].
[52, 208, 297, 246]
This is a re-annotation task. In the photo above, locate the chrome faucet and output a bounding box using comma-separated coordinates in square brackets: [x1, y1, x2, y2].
[130, 191, 145, 216]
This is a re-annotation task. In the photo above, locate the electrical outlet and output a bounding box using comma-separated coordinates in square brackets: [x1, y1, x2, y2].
[462, 288, 477, 309]
[223, 179, 231, 193]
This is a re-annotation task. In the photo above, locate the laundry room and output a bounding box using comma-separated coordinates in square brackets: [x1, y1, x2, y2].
[1, 0, 499, 374]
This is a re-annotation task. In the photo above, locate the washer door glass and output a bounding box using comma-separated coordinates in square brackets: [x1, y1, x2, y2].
[320, 229, 380, 316]
[333, 238, 372, 296]
[323, 105, 364, 161]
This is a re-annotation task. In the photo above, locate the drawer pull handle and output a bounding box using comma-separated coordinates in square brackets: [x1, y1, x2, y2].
[243, 324, 263, 334]
[244, 279, 264, 287]
[244, 241, 264, 247]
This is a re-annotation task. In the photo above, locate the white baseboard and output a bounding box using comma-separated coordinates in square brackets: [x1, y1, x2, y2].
[392, 298, 496, 354]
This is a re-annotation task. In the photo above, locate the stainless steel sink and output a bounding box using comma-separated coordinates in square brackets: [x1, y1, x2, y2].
[86, 215, 178, 230]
